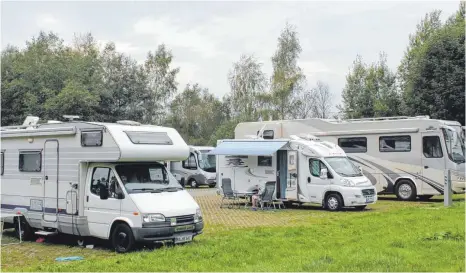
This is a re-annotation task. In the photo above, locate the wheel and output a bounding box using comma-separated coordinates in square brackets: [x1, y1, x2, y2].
[14, 216, 33, 240]
[189, 179, 198, 188]
[325, 193, 343, 211]
[111, 223, 135, 253]
[354, 205, 367, 211]
[208, 184, 216, 188]
[395, 180, 417, 201]
[418, 195, 433, 201]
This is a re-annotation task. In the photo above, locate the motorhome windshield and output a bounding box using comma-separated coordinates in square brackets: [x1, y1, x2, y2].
[198, 150, 216, 173]
[442, 128, 465, 164]
[325, 157, 363, 177]
[115, 163, 182, 193]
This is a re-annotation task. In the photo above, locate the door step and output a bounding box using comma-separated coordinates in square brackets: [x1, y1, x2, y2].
[35, 230, 57, 236]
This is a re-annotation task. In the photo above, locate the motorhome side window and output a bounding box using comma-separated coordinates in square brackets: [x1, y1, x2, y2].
[90, 167, 120, 198]
[81, 131, 103, 147]
[1, 152, 4, 175]
[338, 137, 367, 153]
[258, 156, 272, 167]
[379, 136, 411, 152]
[423, 136, 443, 158]
[182, 153, 197, 169]
[19, 151, 41, 172]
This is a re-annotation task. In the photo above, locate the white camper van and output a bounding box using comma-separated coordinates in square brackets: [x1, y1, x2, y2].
[211, 135, 377, 211]
[235, 116, 466, 201]
[0, 116, 204, 253]
[170, 146, 216, 188]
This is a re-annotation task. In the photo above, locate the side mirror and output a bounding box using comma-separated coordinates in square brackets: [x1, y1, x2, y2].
[99, 183, 109, 200]
[320, 168, 328, 179]
[307, 177, 311, 183]
[358, 166, 363, 173]
[116, 192, 124, 199]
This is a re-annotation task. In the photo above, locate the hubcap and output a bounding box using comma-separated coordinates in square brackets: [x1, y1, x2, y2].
[117, 231, 128, 249]
[328, 197, 338, 210]
[192, 180, 197, 187]
[398, 184, 412, 199]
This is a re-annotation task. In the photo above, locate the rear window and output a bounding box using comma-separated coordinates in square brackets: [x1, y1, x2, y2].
[126, 131, 173, 145]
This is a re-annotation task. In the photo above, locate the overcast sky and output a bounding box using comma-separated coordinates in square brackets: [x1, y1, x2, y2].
[1, 1, 460, 113]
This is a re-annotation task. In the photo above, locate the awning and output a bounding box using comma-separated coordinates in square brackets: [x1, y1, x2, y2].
[208, 141, 288, 156]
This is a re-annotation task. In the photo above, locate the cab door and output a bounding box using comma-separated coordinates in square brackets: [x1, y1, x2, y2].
[84, 166, 122, 239]
[306, 158, 330, 203]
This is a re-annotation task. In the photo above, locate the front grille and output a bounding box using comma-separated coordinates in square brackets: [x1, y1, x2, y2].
[362, 189, 375, 196]
[166, 214, 194, 225]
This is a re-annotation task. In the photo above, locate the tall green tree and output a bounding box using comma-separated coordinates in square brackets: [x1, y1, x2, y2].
[143, 44, 179, 125]
[405, 3, 465, 124]
[270, 23, 304, 119]
[228, 54, 267, 121]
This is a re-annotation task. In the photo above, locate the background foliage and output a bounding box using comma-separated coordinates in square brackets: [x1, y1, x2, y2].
[1, 4, 464, 146]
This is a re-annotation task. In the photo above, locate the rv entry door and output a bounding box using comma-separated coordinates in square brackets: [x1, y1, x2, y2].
[421, 132, 446, 193]
[43, 139, 59, 224]
[285, 151, 298, 200]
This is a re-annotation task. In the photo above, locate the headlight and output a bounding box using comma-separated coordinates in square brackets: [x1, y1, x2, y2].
[194, 208, 203, 223]
[342, 179, 356, 187]
[142, 213, 165, 223]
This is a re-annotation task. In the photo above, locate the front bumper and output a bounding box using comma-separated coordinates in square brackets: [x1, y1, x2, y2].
[133, 221, 204, 243]
[342, 187, 378, 206]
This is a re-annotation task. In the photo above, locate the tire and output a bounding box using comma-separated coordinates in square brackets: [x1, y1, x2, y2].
[111, 223, 135, 253]
[14, 216, 33, 240]
[418, 195, 433, 201]
[354, 205, 367, 211]
[189, 179, 198, 188]
[325, 193, 343, 211]
[395, 180, 417, 201]
[208, 184, 216, 188]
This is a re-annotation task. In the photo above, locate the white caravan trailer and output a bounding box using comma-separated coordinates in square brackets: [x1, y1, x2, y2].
[0, 116, 204, 253]
[210, 136, 377, 211]
[170, 146, 216, 188]
[235, 116, 466, 201]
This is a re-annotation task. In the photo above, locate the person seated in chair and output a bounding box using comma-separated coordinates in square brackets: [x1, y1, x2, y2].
[251, 184, 264, 210]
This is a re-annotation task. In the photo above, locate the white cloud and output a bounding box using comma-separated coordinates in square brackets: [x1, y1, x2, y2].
[172, 61, 200, 88]
[36, 14, 59, 29]
[97, 39, 140, 55]
[133, 16, 220, 58]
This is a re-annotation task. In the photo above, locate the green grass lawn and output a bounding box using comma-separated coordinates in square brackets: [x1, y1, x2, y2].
[1, 195, 465, 272]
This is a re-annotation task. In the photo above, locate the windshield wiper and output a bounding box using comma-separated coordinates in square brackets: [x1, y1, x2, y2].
[163, 187, 182, 192]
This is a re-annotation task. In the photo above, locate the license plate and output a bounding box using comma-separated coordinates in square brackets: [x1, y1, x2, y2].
[175, 234, 193, 244]
[365, 195, 374, 203]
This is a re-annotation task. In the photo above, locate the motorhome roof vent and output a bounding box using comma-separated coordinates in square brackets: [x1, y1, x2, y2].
[63, 115, 81, 121]
[22, 116, 39, 126]
[47, 120, 62, 124]
[116, 120, 141, 126]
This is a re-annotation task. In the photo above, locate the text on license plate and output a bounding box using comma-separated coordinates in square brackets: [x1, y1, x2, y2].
[365, 195, 374, 203]
[175, 234, 193, 244]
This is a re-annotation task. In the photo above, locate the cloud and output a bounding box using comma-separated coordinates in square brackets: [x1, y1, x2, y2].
[36, 14, 59, 29]
[172, 61, 200, 88]
[97, 39, 140, 55]
[133, 16, 220, 58]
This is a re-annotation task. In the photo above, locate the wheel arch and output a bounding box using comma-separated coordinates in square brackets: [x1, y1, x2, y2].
[109, 217, 134, 239]
[323, 190, 345, 207]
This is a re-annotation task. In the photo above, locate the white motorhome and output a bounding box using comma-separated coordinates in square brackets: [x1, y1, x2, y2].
[170, 146, 216, 188]
[0, 116, 204, 253]
[235, 116, 466, 201]
[211, 135, 377, 211]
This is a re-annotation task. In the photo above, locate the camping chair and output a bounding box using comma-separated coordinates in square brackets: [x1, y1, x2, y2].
[220, 178, 239, 208]
[259, 181, 277, 210]
[272, 197, 286, 209]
